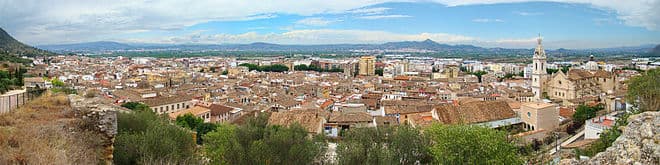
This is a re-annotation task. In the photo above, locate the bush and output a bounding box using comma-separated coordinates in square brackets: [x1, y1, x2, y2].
[425, 124, 523, 164]
[114, 110, 199, 165]
[336, 125, 432, 164]
[203, 114, 326, 165]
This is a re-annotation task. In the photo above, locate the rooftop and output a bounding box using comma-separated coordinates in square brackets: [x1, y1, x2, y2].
[168, 106, 210, 119]
[522, 102, 555, 109]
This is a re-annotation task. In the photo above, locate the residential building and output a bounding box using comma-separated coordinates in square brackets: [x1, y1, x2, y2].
[358, 56, 376, 76]
[519, 102, 558, 131]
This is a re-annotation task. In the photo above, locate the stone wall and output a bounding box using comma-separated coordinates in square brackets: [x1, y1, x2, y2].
[69, 95, 120, 165]
[562, 111, 659, 164]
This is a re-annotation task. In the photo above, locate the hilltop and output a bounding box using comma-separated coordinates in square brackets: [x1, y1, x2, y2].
[0, 27, 54, 64]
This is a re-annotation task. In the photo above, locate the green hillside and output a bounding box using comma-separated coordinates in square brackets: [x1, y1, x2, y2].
[0, 27, 54, 64]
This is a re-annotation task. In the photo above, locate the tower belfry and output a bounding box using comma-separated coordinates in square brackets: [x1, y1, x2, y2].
[531, 34, 547, 101]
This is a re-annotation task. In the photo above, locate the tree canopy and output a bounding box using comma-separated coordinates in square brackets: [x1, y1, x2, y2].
[573, 104, 603, 125]
[175, 113, 204, 130]
[626, 68, 659, 111]
[0, 67, 26, 94]
[120, 102, 151, 112]
[425, 124, 523, 164]
[203, 113, 326, 165]
[114, 109, 199, 164]
[239, 63, 289, 72]
[336, 125, 433, 164]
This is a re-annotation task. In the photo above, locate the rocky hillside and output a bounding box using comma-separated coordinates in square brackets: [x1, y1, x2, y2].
[0, 27, 54, 58]
[562, 111, 659, 164]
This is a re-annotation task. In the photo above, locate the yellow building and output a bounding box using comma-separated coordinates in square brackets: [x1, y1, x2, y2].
[358, 56, 376, 76]
[520, 102, 558, 131]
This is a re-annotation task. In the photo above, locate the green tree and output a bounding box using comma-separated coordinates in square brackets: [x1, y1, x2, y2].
[203, 124, 240, 165]
[203, 113, 326, 165]
[375, 68, 384, 76]
[221, 70, 228, 75]
[561, 66, 570, 74]
[114, 109, 198, 164]
[336, 125, 432, 164]
[176, 113, 204, 130]
[294, 64, 309, 71]
[572, 104, 603, 126]
[120, 102, 151, 112]
[626, 68, 659, 111]
[470, 71, 488, 83]
[51, 78, 65, 87]
[195, 122, 217, 144]
[425, 124, 523, 164]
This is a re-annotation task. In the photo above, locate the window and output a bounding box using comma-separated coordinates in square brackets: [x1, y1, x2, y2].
[527, 112, 531, 118]
[558, 80, 562, 84]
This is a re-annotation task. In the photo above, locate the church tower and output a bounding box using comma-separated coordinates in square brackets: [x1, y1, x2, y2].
[532, 34, 547, 101]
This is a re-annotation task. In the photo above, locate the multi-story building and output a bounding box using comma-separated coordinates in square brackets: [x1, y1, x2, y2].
[359, 56, 376, 76]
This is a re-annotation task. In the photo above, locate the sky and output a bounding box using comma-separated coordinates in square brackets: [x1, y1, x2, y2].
[1, 0, 659, 49]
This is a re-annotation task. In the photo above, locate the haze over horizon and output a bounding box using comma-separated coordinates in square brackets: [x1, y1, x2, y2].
[2, 0, 659, 49]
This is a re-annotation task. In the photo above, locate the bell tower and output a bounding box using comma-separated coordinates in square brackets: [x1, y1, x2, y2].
[532, 34, 547, 100]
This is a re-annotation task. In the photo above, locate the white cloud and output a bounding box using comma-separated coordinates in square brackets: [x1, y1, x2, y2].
[358, 15, 412, 19]
[126, 29, 476, 45]
[0, 0, 657, 45]
[513, 11, 543, 16]
[295, 17, 340, 26]
[432, 0, 660, 30]
[0, 0, 389, 44]
[347, 7, 391, 15]
[472, 18, 504, 23]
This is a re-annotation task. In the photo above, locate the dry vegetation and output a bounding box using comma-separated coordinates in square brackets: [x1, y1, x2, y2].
[0, 92, 105, 164]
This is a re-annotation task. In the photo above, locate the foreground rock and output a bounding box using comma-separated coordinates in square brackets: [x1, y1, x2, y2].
[563, 111, 659, 164]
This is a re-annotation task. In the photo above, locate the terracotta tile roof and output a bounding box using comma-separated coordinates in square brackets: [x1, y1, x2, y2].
[507, 101, 522, 110]
[559, 107, 575, 119]
[329, 112, 373, 123]
[361, 99, 378, 109]
[434, 101, 516, 124]
[168, 106, 210, 119]
[142, 96, 191, 107]
[268, 110, 325, 133]
[208, 104, 234, 116]
[374, 116, 398, 125]
[112, 89, 143, 101]
[407, 112, 436, 128]
[384, 104, 434, 115]
[593, 70, 612, 78]
[320, 100, 334, 110]
[567, 69, 594, 80]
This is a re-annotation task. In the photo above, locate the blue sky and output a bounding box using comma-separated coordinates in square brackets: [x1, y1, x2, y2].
[1, 0, 659, 49]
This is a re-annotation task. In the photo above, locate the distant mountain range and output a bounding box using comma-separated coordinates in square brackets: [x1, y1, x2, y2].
[0, 27, 54, 57]
[38, 39, 658, 56]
